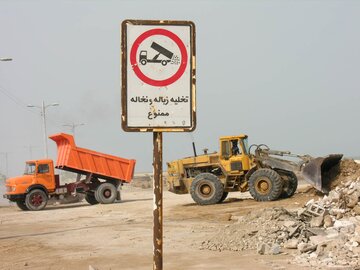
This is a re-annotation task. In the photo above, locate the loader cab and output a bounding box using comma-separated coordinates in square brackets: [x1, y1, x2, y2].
[219, 135, 251, 173]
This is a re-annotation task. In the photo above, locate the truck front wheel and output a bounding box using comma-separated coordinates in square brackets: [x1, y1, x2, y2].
[95, 183, 117, 204]
[249, 168, 283, 201]
[16, 200, 29, 211]
[190, 173, 224, 205]
[25, 189, 48, 211]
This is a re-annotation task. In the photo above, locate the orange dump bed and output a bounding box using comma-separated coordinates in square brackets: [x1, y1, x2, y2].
[49, 133, 135, 183]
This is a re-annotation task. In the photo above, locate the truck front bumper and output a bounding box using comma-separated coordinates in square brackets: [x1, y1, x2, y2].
[3, 194, 25, 202]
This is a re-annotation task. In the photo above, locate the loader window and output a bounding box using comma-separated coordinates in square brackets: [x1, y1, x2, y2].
[231, 140, 241, 155]
[24, 163, 36, 175]
[37, 164, 49, 174]
[241, 138, 249, 155]
[221, 141, 231, 159]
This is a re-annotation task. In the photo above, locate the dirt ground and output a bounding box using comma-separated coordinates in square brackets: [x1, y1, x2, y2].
[0, 184, 320, 270]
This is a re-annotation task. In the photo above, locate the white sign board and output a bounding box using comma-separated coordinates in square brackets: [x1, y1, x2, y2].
[121, 20, 196, 132]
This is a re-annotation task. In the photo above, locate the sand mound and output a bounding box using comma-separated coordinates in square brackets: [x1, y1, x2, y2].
[329, 159, 360, 190]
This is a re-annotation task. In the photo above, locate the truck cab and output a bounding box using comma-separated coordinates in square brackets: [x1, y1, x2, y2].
[4, 160, 56, 209]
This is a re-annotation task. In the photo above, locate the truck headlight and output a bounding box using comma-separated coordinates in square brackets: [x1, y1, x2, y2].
[6, 186, 16, 192]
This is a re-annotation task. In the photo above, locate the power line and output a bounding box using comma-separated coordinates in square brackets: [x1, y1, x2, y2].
[0, 84, 38, 115]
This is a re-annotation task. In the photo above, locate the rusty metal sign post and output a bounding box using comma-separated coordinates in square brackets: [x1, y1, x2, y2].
[121, 19, 196, 270]
[153, 131, 163, 269]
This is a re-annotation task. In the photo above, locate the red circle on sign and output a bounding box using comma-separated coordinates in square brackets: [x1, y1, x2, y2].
[130, 28, 188, 87]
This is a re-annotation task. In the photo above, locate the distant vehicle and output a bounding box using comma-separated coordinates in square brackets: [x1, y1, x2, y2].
[4, 133, 136, 211]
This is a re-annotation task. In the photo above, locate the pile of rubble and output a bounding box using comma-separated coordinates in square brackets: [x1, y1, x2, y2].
[329, 159, 360, 190]
[201, 160, 360, 268]
[293, 176, 360, 268]
[201, 207, 307, 252]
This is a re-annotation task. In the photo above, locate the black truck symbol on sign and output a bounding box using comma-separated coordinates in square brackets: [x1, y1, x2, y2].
[139, 42, 178, 66]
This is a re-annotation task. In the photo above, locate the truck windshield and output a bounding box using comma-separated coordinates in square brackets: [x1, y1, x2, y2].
[24, 163, 36, 175]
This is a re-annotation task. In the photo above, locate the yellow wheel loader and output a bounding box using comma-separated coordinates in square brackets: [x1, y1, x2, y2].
[166, 134, 342, 205]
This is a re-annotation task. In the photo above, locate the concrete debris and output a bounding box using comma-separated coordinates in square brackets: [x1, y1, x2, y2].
[354, 205, 360, 215]
[284, 239, 298, 249]
[310, 215, 324, 228]
[201, 159, 360, 268]
[256, 242, 268, 255]
[323, 215, 334, 228]
[257, 242, 281, 255]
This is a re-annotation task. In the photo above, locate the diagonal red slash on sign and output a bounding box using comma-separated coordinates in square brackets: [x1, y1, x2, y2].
[130, 28, 188, 87]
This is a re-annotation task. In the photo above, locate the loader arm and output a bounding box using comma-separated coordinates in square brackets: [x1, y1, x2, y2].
[253, 146, 343, 193]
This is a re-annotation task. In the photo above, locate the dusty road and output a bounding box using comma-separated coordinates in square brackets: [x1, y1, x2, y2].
[0, 186, 316, 270]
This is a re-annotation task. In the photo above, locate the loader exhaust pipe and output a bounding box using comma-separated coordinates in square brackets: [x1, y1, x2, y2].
[302, 154, 343, 193]
[192, 142, 197, 157]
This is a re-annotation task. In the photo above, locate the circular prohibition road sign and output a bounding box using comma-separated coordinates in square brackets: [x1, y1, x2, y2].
[130, 28, 188, 87]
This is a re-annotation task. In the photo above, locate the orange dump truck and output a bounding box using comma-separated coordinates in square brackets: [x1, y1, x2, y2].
[3, 133, 136, 211]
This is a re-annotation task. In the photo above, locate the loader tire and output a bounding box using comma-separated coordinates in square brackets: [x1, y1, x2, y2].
[190, 173, 224, 205]
[218, 192, 229, 203]
[280, 172, 298, 198]
[249, 169, 283, 201]
[95, 183, 117, 204]
[85, 192, 99, 205]
[25, 189, 48, 211]
[16, 200, 29, 211]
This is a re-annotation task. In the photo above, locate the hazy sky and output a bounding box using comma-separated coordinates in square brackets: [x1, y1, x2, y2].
[0, 0, 359, 176]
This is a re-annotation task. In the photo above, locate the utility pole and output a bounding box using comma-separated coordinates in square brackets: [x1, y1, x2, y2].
[27, 101, 59, 158]
[63, 122, 85, 137]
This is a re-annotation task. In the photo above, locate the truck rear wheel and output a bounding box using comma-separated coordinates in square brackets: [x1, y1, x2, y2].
[85, 192, 99, 205]
[16, 200, 29, 211]
[95, 183, 117, 204]
[190, 173, 224, 205]
[25, 189, 48, 211]
[249, 169, 283, 201]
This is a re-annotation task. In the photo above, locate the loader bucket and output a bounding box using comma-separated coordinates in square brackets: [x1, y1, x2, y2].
[301, 154, 343, 193]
